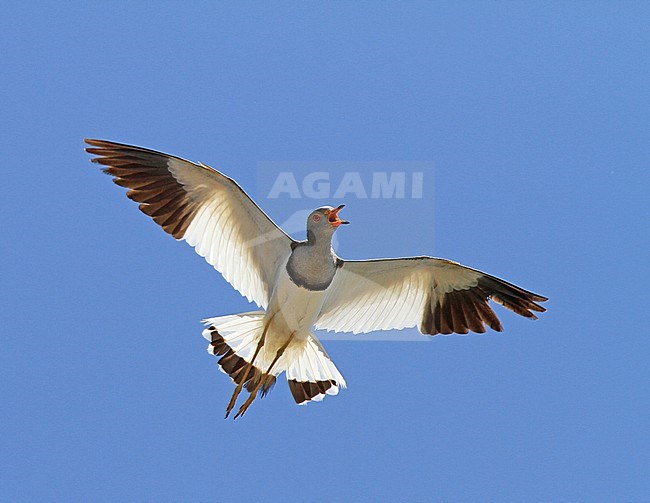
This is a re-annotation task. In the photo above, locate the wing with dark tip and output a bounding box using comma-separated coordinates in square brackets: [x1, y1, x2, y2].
[315, 257, 547, 335]
[85, 139, 294, 308]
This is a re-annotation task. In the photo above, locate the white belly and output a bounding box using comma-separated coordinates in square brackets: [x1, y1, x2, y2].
[266, 259, 328, 339]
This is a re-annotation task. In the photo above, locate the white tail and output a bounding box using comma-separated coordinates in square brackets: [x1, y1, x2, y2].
[284, 336, 347, 404]
[202, 311, 278, 396]
[202, 312, 346, 405]
[202, 311, 266, 364]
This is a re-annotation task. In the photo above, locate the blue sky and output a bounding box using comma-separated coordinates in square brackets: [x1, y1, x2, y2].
[2, 2, 648, 501]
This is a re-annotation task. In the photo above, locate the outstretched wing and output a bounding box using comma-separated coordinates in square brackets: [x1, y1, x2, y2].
[85, 139, 294, 308]
[315, 257, 547, 335]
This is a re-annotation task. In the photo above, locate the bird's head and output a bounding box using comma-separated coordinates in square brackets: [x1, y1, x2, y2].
[307, 204, 349, 237]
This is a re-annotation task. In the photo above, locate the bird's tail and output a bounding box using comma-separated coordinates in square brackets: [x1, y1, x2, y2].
[202, 311, 346, 404]
[283, 336, 347, 405]
[202, 311, 279, 397]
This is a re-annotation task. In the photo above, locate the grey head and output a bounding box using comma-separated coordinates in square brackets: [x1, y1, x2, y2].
[305, 204, 349, 245]
[286, 204, 349, 291]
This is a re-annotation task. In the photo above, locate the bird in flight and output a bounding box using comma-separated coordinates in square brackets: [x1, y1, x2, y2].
[85, 139, 548, 419]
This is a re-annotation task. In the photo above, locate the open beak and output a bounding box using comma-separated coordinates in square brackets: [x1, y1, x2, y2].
[326, 204, 349, 227]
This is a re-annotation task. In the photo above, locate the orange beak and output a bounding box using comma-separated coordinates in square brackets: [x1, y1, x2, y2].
[326, 204, 349, 227]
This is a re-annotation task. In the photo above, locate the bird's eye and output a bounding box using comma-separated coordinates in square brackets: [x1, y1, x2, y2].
[312, 214, 321, 222]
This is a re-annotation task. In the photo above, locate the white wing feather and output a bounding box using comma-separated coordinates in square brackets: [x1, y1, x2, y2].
[86, 140, 294, 309]
[316, 257, 547, 335]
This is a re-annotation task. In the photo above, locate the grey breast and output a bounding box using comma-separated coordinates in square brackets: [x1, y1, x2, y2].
[286, 242, 342, 291]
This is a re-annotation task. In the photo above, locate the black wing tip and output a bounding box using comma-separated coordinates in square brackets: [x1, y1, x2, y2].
[85, 138, 123, 157]
[529, 300, 547, 316]
[420, 271, 547, 336]
[84, 138, 110, 148]
[84, 138, 195, 167]
[85, 138, 143, 155]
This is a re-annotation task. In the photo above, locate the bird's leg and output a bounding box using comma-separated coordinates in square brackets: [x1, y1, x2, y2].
[233, 331, 296, 419]
[224, 315, 275, 419]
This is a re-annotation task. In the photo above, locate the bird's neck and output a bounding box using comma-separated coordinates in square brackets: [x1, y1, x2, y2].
[306, 229, 333, 251]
